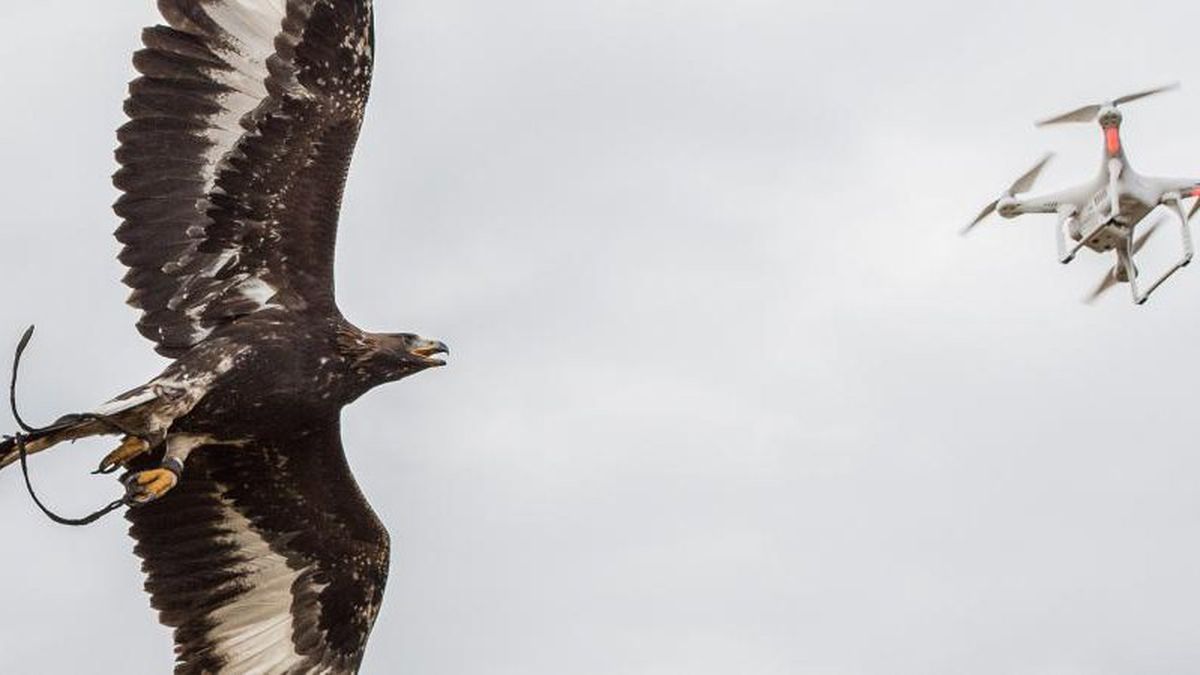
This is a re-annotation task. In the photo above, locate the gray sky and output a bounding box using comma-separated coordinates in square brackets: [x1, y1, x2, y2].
[4, 1, 1200, 673]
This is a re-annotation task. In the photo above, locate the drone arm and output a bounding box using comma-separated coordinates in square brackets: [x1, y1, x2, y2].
[1012, 184, 1090, 216]
[1150, 179, 1200, 198]
[1006, 199, 1060, 216]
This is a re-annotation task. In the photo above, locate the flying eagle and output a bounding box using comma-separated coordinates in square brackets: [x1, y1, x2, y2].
[0, 0, 447, 671]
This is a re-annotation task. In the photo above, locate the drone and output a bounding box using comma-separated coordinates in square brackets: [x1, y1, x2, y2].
[965, 83, 1200, 304]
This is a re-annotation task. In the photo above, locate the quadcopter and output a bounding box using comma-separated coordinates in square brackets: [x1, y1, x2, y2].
[965, 84, 1200, 304]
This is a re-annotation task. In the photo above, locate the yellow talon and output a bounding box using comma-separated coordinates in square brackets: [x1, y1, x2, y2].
[123, 467, 178, 504]
[98, 436, 150, 473]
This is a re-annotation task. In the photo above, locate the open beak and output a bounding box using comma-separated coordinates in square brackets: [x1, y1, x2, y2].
[408, 338, 449, 366]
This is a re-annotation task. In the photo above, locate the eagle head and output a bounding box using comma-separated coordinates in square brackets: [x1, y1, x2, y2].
[337, 327, 449, 394]
[380, 333, 450, 372]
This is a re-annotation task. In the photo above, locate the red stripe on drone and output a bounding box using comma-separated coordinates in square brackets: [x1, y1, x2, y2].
[1106, 128, 1121, 155]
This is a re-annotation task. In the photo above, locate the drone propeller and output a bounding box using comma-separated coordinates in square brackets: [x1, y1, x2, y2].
[1038, 104, 1103, 127]
[1115, 83, 1181, 106]
[1084, 215, 1164, 303]
[1085, 269, 1121, 304]
[962, 153, 1054, 234]
[1036, 83, 1179, 127]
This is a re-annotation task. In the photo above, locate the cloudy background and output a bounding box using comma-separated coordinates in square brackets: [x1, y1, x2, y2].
[4, 1, 1200, 673]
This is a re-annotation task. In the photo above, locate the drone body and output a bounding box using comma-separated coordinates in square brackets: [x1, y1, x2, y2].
[967, 84, 1200, 304]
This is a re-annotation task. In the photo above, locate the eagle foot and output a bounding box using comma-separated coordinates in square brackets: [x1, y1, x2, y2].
[95, 436, 151, 475]
[122, 465, 179, 505]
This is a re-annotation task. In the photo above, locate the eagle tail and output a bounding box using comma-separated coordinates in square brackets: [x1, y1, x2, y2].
[0, 415, 114, 471]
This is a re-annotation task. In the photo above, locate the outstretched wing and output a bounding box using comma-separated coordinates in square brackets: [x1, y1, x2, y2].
[115, 0, 375, 357]
[126, 420, 389, 674]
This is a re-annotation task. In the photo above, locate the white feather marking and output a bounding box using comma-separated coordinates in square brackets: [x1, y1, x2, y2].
[207, 495, 310, 674]
[181, 300, 215, 344]
[238, 277, 278, 309]
[208, 0, 282, 49]
[206, 248, 241, 276]
[93, 389, 156, 417]
[139, 346, 247, 435]
[197, 0, 286, 195]
[152, 1, 290, 343]
[189, 325, 216, 344]
[164, 433, 219, 464]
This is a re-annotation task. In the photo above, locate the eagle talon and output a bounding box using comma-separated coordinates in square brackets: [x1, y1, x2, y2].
[122, 466, 179, 505]
[96, 436, 151, 475]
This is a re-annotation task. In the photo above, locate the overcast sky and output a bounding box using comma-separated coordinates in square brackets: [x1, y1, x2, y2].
[5, 1, 1200, 673]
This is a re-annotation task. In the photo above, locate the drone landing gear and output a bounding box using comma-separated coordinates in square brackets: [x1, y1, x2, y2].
[1056, 213, 1095, 265]
[1121, 197, 1194, 305]
[1059, 237, 1088, 265]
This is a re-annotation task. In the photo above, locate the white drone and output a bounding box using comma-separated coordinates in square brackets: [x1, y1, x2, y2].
[966, 83, 1200, 304]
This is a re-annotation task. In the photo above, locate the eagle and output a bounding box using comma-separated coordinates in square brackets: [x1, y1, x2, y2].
[0, 0, 447, 672]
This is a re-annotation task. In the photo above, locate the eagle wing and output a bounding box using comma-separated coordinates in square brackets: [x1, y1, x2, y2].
[115, 0, 375, 357]
[126, 420, 389, 674]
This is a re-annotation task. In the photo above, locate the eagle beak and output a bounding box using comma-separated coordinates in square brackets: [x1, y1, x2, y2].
[408, 338, 449, 366]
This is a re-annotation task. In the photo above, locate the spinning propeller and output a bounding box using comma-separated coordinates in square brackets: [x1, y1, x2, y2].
[1084, 215, 1165, 303]
[1036, 83, 1179, 127]
[962, 153, 1054, 235]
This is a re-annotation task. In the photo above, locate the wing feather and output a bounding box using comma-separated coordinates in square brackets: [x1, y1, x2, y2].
[127, 421, 389, 674]
[116, 0, 375, 356]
